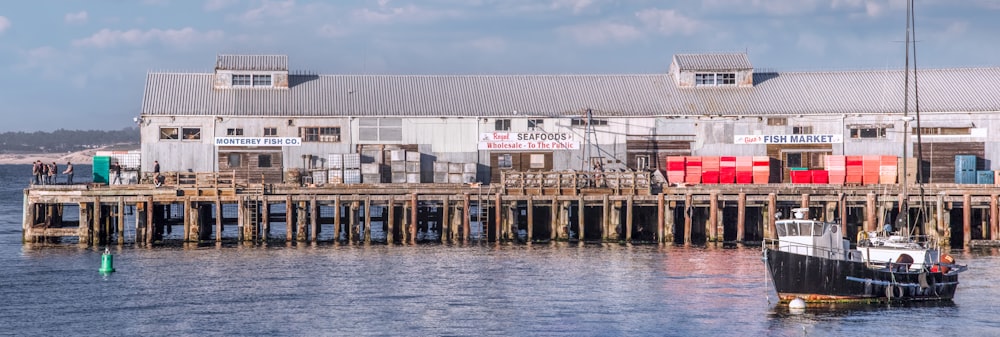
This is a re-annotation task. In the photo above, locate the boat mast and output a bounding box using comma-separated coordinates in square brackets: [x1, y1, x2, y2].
[910, 0, 927, 238]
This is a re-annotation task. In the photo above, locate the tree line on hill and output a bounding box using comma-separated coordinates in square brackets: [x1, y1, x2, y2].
[0, 128, 139, 153]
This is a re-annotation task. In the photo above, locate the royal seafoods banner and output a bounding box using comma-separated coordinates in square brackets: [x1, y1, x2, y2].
[478, 132, 580, 150]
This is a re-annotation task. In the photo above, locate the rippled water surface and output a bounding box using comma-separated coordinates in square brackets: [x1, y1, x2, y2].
[1, 164, 998, 336]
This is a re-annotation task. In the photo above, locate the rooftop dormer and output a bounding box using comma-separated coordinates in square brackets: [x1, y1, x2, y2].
[670, 53, 753, 88]
[213, 54, 289, 90]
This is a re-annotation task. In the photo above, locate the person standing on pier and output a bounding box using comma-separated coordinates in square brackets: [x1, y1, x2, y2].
[63, 162, 74, 185]
[111, 162, 123, 185]
[49, 162, 57, 185]
[40, 161, 49, 185]
[31, 161, 40, 185]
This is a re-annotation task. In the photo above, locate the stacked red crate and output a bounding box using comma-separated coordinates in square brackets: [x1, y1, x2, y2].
[666, 156, 685, 184]
[862, 155, 880, 184]
[736, 156, 754, 184]
[719, 156, 736, 184]
[752, 156, 770, 184]
[846, 156, 863, 184]
[811, 170, 829, 184]
[701, 156, 720, 184]
[825, 155, 846, 185]
[879, 155, 898, 184]
[684, 156, 702, 184]
[790, 170, 812, 183]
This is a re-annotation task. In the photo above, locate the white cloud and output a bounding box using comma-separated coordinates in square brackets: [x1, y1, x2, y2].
[64, 11, 89, 25]
[237, 0, 296, 23]
[205, 0, 240, 11]
[317, 24, 349, 38]
[466, 37, 507, 53]
[550, 0, 596, 14]
[0, 16, 10, 34]
[352, 2, 459, 24]
[558, 22, 642, 46]
[72, 27, 224, 48]
[636, 9, 703, 36]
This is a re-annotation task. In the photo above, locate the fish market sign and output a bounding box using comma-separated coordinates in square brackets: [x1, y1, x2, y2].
[478, 132, 580, 150]
[734, 134, 842, 144]
[215, 137, 302, 146]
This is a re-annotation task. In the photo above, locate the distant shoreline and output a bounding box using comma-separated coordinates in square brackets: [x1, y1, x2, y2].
[0, 148, 105, 165]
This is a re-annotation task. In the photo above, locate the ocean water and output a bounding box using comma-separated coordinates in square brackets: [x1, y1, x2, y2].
[0, 164, 998, 336]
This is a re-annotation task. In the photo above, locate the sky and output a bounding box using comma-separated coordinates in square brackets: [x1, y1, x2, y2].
[2, 0, 999, 133]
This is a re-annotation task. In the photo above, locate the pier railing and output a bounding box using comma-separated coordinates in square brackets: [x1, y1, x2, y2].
[501, 170, 651, 195]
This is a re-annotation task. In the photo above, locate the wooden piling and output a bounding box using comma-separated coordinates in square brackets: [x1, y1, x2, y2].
[494, 193, 501, 242]
[310, 196, 318, 243]
[602, 194, 610, 241]
[410, 193, 418, 244]
[657, 193, 665, 244]
[767, 193, 776, 240]
[964, 193, 971, 248]
[708, 192, 718, 242]
[866, 193, 876, 232]
[333, 196, 341, 242]
[684, 193, 692, 245]
[364, 196, 371, 244]
[577, 195, 585, 241]
[183, 197, 191, 242]
[215, 197, 222, 242]
[626, 194, 633, 243]
[387, 196, 394, 244]
[462, 193, 470, 242]
[526, 197, 533, 243]
[117, 198, 125, 245]
[442, 196, 450, 243]
[737, 192, 746, 242]
[285, 196, 293, 242]
[991, 194, 998, 241]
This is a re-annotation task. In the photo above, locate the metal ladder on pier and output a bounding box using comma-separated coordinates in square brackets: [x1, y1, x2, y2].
[241, 186, 265, 242]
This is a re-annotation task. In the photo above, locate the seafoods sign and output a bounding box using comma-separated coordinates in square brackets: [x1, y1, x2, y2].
[734, 134, 843, 144]
[478, 132, 580, 150]
[214, 137, 302, 146]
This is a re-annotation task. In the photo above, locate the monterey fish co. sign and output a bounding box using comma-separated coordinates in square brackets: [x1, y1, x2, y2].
[734, 134, 843, 145]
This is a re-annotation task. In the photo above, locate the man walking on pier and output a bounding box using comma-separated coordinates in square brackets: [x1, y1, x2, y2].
[111, 162, 123, 185]
[63, 162, 74, 185]
[31, 161, 40, 185]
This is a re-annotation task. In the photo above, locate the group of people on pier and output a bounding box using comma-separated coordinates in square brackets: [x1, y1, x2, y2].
[31, 160, 73, 185]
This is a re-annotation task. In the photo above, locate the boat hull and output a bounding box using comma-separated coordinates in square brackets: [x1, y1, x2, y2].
[764, 248, 958, 303]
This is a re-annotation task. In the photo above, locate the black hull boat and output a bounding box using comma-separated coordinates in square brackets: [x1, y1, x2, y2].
[762, 208, 966, 304]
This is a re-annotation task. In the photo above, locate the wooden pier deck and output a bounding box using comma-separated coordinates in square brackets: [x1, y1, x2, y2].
[20, 171, 1000, 248]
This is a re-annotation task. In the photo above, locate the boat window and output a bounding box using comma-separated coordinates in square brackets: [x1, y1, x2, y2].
[788, 223, 799, 236]
[813, 223, 826, 236]
[776, 223, 786, 236]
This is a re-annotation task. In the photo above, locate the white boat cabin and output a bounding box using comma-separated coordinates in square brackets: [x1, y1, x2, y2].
[774, 208, 854, 261]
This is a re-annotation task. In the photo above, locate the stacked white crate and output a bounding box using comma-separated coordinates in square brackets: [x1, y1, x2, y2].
[328, 154, 343, 184]
[463, 163, 477, 183]
[434, 161, 450, 183]
[361, 163, 381, 184]
[343, 153, 361, 184]
[447, 162, 463, 183]
[390, 150, 407, 183]
[405, 151, 421, 183]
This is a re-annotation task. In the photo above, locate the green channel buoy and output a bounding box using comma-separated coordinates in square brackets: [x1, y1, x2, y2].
[99, 248, 116, 273]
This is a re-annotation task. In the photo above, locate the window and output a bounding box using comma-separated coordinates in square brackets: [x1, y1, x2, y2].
[495, 119, 511, 131]
[227, 128, 244, 136]
[253, 75, 271, 86]
[227, 153, 242, 168]
[635, 155, 650, 171]
[498, 154, 513, 169]
[767, 117, 787, 126]
[850, 125, 887, 138]
[182, 128, 201, 140]
[358, 118, 402, 142]
[529, 154, 545, 169]
[300, 127, 341, 142]
[695, 72, 736, 86]
[232, 74, 251, 86]
[258, 154, 272, 168]
[914, 127, 972, 135]
[571, 118, 608, 126]
[232, 74, 272, 87]
[263, 127, 278, 137]
[528, 119, 543, 131]
[159, 127, 179, 140]
[792, 126, 813, 134]
[786, 153, 802, 168]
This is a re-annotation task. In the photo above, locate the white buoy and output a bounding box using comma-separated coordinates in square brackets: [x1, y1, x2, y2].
[788, 297, 806, 313]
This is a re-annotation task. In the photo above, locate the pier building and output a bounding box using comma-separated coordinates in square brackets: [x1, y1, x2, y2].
[21, 53, 1000, 248]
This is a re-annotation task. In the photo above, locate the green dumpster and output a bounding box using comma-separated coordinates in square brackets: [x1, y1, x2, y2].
[93, 156, 110, 184]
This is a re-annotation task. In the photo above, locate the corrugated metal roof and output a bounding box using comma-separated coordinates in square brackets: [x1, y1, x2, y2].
[141, 67, 1000, 117]
[673, 53, 752, 71]
[215, 54, 288, 71]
